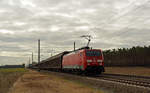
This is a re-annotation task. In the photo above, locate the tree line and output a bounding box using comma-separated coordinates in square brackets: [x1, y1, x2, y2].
[103, 46, 150, 67]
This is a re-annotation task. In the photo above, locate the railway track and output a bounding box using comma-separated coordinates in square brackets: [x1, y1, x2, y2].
[95, 73, 150, 88]
[38, 69, 150, 89]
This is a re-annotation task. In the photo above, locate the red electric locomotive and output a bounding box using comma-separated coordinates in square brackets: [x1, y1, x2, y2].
[62, 47, 105, 74]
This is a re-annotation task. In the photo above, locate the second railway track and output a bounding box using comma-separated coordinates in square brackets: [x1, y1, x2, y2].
[93, 73, 150, 88]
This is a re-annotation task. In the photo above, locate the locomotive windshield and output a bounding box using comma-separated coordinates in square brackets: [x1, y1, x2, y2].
[86, 50, 101, 56]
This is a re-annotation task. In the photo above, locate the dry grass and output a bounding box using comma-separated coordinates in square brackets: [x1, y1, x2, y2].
[48, 74, 105, 93]
[47, 74, 104, 93]
[0, 68, 26, 93]
[10, 70, 105, 93]
[105, 67, 150, 76]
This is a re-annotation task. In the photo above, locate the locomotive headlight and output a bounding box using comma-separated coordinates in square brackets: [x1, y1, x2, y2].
[97, 60, 102, 62]
[87, 60, 92, 63]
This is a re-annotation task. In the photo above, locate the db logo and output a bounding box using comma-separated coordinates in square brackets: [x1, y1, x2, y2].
[93, 58, 96, 62]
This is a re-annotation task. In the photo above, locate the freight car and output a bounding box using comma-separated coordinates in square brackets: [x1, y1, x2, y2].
[33, 51, 69, 70]
[33, 47, 104, 75]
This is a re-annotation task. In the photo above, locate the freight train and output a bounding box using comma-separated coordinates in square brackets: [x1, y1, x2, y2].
[32, 47, 105, 75]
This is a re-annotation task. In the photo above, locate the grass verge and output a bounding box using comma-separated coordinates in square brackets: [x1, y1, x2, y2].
[42, 71, 108, 93]
[0, 68, 26, 93]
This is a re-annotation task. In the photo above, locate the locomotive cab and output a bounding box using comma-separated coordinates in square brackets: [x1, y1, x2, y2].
[84, 49, 105, 74]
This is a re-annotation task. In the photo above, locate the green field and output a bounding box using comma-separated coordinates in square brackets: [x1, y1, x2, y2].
[0, 68, 27, 93]
[0, 68, 26, 72]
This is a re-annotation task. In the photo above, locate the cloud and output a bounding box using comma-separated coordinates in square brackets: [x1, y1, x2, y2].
[0, 0, 150, 65]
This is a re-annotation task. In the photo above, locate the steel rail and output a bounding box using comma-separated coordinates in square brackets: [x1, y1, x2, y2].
[96, 73, 150, 88]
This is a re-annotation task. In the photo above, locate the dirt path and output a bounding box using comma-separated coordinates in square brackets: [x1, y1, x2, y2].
[9, 70, 103, 93]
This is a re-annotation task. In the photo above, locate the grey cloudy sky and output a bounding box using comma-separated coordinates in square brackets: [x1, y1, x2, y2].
[0, 0, 150, 65]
